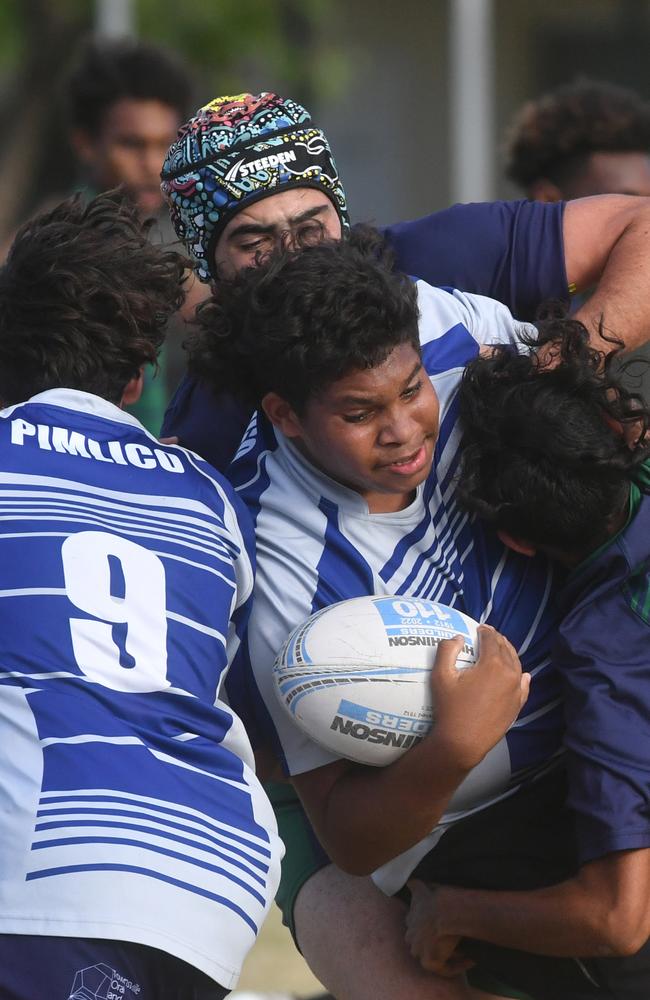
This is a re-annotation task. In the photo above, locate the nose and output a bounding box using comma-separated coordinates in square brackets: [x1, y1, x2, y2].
[278, 228, 295, 252]
[376, 405, 417, 447]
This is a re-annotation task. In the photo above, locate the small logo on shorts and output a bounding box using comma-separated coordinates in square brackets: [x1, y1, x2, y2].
[68, 964, 141, 1000]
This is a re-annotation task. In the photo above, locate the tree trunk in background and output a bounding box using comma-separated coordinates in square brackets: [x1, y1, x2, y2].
[0, 1, 89, 246]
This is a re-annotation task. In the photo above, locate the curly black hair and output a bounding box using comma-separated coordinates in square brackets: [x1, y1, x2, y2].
[456, 316, 650, 557]
[66, 36, 194, 135]
[187, 226, 420, 414]
[0, 191, 188, 405]
[504, 78, 650, 190]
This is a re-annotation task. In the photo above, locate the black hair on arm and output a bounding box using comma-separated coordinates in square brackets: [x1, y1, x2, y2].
[456, 314, 650, 555]
[0, 190, 188, 405]
[186, 226, 420, 414]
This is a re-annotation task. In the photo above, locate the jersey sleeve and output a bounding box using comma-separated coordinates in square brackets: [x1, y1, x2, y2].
[556, 592, 650, 864]
[384, 200, 568, 321]
[161, 375, 253, 473]
[415, 281, 537, 397]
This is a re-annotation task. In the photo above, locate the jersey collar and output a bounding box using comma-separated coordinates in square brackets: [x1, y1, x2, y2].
[8, 388, 145, 430]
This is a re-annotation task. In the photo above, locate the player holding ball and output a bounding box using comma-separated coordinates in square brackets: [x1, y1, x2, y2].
[185, 231, 640, 999]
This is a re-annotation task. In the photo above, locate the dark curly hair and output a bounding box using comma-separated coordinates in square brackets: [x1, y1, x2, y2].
[67, 36, 194, 135]
[504, 78, 650, 191]
[187, 227, 420, 414]
[456, 316, 650, 557]
[0, 191, 188, 405]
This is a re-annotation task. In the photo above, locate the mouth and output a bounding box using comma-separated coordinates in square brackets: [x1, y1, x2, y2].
[382, 443, 430, 476]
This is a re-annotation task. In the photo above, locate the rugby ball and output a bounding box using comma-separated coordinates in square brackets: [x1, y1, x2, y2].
[273, 595, 479, 766]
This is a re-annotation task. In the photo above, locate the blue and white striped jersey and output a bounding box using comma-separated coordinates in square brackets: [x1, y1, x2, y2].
[230, 282, 565, 893]
[0, 389, 282, 988]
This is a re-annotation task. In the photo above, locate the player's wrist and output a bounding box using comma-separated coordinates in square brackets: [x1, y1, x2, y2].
[432, 884, 475, 939]
[428, 723, 493, 774]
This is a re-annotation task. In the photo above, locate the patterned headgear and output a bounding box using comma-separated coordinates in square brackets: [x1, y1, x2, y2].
[161, 92, 350, 282]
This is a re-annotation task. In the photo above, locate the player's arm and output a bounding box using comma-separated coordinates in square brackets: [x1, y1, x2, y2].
[292, 628, 529, 876]
[563, 194, 650, 353]
[406, 848, 650, 974]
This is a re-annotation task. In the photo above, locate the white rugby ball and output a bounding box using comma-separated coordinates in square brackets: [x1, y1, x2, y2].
[273, 595, 479, 766]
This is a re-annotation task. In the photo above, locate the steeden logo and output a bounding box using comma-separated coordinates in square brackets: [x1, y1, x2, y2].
[224, 148, 297, 182]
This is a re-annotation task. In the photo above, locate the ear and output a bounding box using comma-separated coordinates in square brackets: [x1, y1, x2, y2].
[262, 391, 304, 438]
[526, 178, 563, 203]
[497, 528, 537, 557]
[121, 369, 145, 407]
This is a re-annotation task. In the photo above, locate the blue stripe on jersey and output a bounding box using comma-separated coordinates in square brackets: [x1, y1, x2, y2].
[32, 809, 269, 885]
[31, 834, 267, 903]
[25, 864, 260, 934]
[311, 498, 375, 611]
[38, 743, 270, 842]
[421, 321, 478, 376]
[35, 810, 269, 872]
[37, 792, 273, 858]
[228, 416, 277, 523]
[379, 508, 434, 584]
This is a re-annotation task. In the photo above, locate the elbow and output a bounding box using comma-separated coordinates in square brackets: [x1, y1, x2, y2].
[327, 845, 379, 877]
[321, 831, 389, 875]
[594, 906, 650, 957]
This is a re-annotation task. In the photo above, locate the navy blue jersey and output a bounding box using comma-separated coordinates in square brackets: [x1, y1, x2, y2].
[557, 478, 650, 866]
[0, 390, 282, 988]
[161, 200, 567, 468]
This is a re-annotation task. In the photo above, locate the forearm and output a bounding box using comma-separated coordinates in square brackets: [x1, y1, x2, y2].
[435, 851, 650, 958]
[294, 628, 528, 877]
[435, 881, 617, 957]
[299, 732, 471, 875]
[567, 196, 650, 353]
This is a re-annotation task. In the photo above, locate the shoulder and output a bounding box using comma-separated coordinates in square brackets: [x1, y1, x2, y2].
[383, 200, 566, 318]
[383, 200, 563, 261]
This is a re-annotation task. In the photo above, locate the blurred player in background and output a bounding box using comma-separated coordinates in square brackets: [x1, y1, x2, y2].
[66, 36, 204, 432]
[0, 191, 282, 999]
[504, 76, 650, 402]
[504, 77, 650, 201]
[66, 36, 193, 220]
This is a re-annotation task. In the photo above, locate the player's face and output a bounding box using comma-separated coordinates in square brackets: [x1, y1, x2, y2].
[278, 343, 439, 513]
[213, 187, 342, 279]
[73, 98, 181, 218]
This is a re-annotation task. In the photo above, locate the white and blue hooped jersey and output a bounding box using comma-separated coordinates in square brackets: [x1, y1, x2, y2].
[0, 390, 282, 988]
[229, 282, 565, 894]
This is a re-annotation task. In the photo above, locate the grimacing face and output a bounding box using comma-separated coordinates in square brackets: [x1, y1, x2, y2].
[266, 343, 440, 514]
[213, 187, 343, 279]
